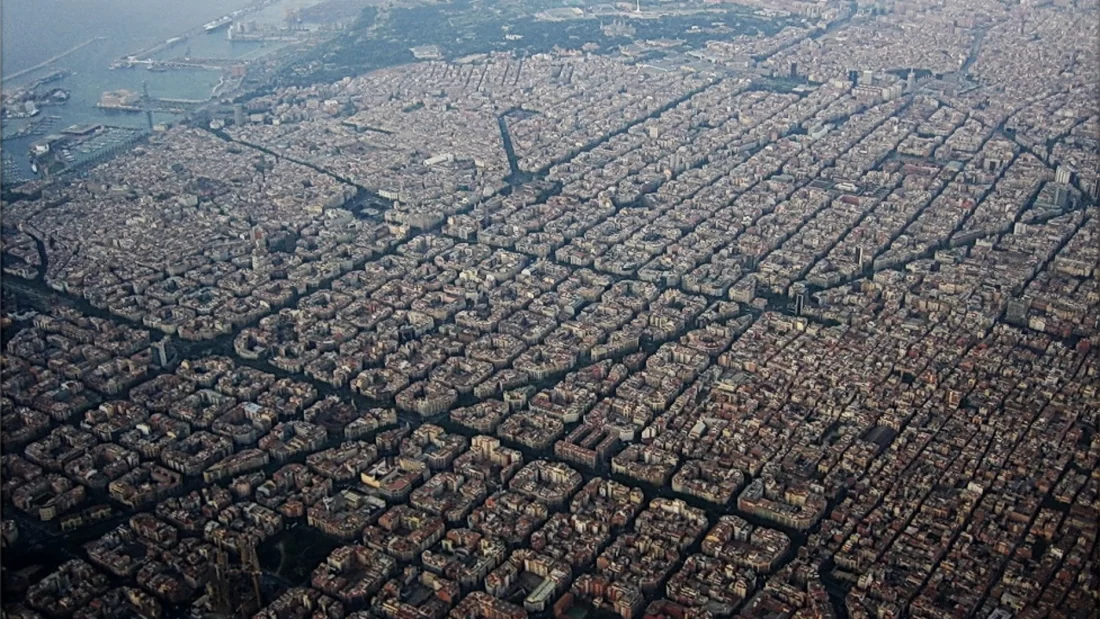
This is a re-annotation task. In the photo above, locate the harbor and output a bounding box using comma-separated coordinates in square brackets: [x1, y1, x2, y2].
[47, 125, 148, 172]
[2, 0, 360, 184]
[108, 0, 292, 74]
[1, 152, 33, 186]
[1, 0, 283, 181]
[1, 70, 73, 120]
[1, 115, 61, 141]
[23, 123, 149, 182]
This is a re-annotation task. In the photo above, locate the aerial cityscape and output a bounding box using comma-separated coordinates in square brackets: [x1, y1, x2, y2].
[0, 0, 1097, 618]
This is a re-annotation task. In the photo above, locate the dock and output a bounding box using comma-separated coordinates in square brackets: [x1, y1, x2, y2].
[95, 97, 206, 114]
[111, 57, 245, 72]
[109, 0, 283, 71]
[1, 116, 62, 142]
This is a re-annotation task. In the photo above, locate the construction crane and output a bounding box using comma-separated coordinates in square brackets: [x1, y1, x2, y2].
[208, 536, 264, 618]
[209, 546, 234, 618]
[285, 7, 302, 30]
[242, 537, 263, 610]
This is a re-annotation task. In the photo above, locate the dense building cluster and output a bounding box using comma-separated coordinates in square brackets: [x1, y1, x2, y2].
[2, 0, 1098, 618]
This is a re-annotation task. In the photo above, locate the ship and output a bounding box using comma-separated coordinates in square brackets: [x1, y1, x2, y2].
[38, 69, 74, 85]
[203, 16, 233, 33]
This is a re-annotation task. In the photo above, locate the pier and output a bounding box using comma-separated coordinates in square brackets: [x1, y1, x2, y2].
[124, 36, 191, 64]
[1, 116, 62, 142]
[108, 0, 283, 72]
[112, 57, 243, 72]
[96, 81, 208, 117]
[2, 37, 106, 84]
[95, 97, 206, 114]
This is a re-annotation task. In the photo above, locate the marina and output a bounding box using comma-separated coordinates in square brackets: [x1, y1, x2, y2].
[1, 115, 61, 141]
[29, 124, 148, 179]
[1, 0, 284, 182]
[1, 152, 32, 186]
[2, 0, 355, 183]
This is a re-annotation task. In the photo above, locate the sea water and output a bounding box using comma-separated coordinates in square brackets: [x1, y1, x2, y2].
[1, 0, 261, 178]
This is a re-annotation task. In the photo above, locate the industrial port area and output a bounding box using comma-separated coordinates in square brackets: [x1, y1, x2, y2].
[2, 0, 357, 185]
[106, 0, 337, 76]
[1, 0, 1099, 618]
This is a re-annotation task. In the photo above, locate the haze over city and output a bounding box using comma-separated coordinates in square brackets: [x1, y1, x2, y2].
[0, 1, 1097, 619]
